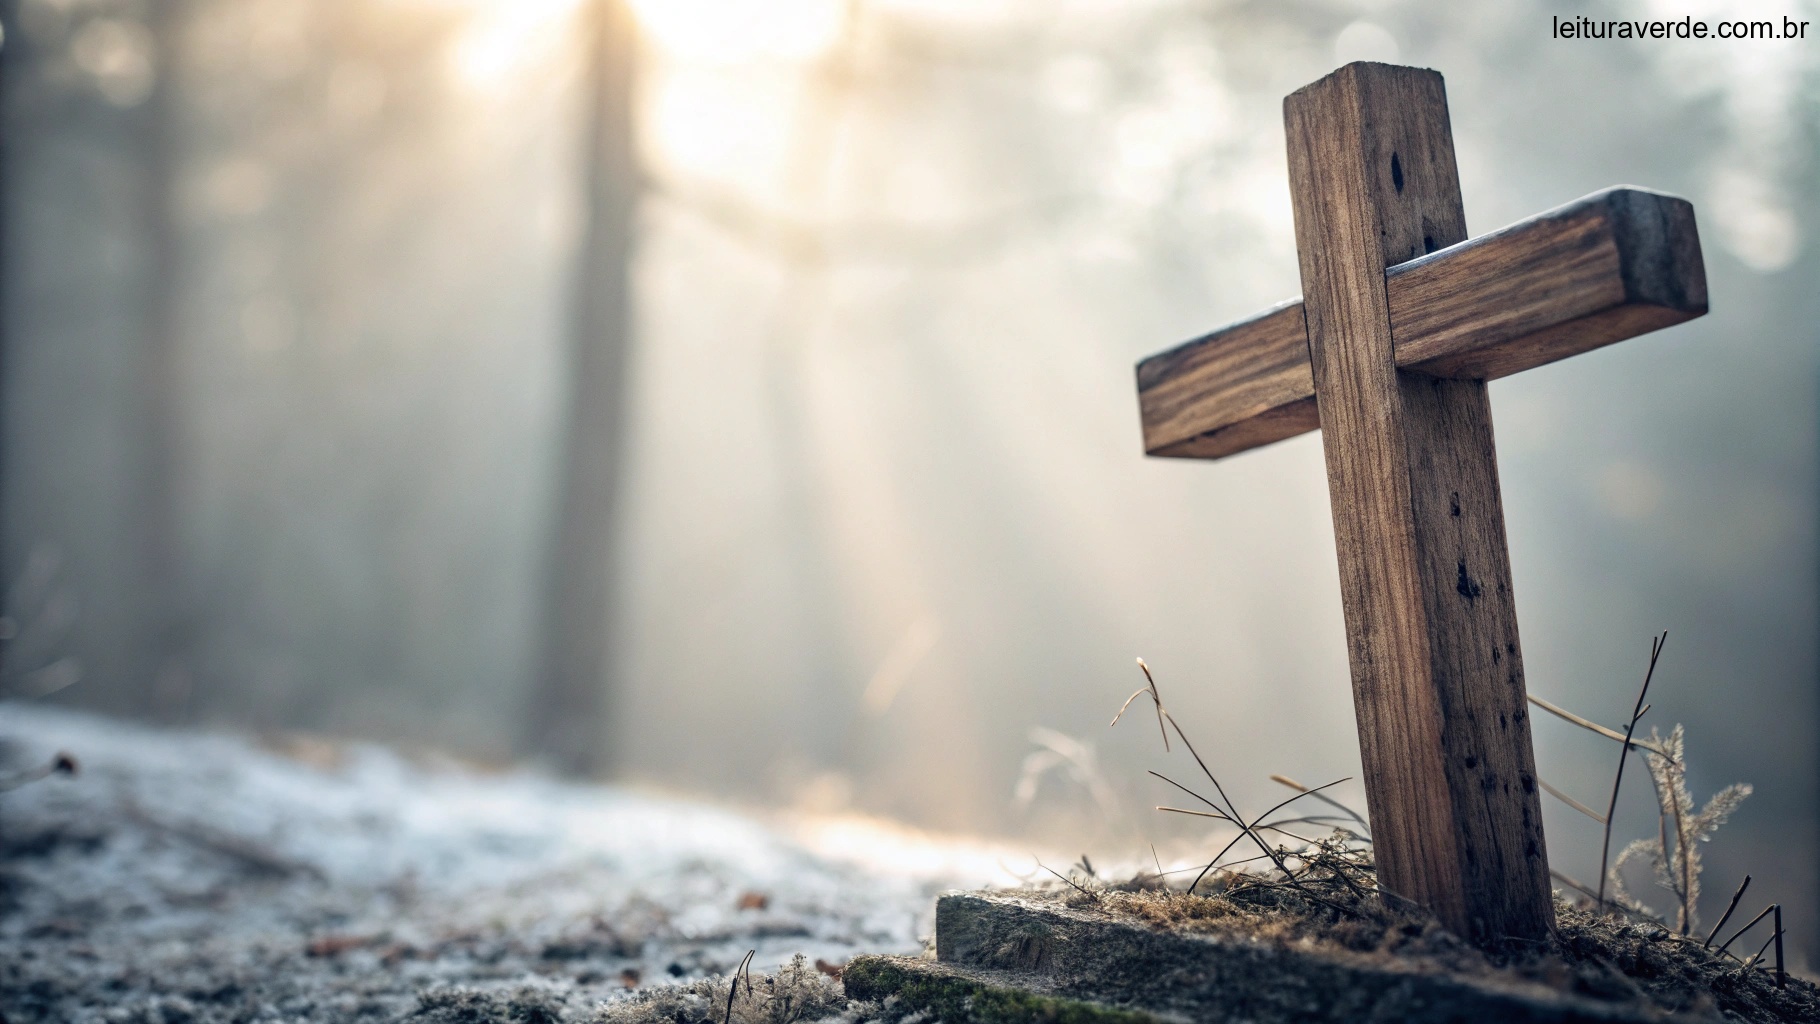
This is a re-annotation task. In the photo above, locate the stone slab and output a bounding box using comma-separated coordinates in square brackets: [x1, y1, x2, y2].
[844, 891, 1700, 1024]
[844, 955, 1172, 1024]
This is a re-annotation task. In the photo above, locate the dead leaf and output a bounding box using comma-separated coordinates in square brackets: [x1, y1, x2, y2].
[736, 891, 769, 911]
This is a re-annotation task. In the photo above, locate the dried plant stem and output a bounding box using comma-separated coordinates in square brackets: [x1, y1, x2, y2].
[1703, 875, 1751, 948]
[1645, 768, 1674, 927]
[1155, 806, 1321, 845]
[1774, 905, 1786, 988]
[1111, 661, 1274, 898]
[1551, 869, 1601, 903]
[1164, 741, 1358, 915]
[723, 950, 755, 1024]
[1745, 913, 1780, 970]
[1138, 686, 1310, 896]
[1716, 904, 1776, 957]
[1669, 782, 1692, 933]
[1036, 860, 1098, 899]
[1150, 771, 1313, 883]
[1111, 658, 1170, 752]
[1538, 778, 1606, 823]
[1269, 774, 1370, 833]
[1527, 694, 1675, 760]
[1149, 763, 1356, 917]
[1551, 870, 1661, 924]
[1598, 632, 1665, 910]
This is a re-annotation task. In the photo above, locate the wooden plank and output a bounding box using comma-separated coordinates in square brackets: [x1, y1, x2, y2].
[1136, 187, 1705, 458]
[1284, 61, 1552, 944]
[1391, 186, 1706, 378]
[1136, 301, 1317, 459]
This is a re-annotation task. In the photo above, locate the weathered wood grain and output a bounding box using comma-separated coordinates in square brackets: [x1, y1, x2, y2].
[1285, 62, 1553, 944]
[1392, 186, 1705, 378]
[1136, 301, 1316, 459]
[1137, 187, 1706, 458]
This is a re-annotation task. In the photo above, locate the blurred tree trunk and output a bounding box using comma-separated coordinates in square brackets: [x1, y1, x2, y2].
[525, 0, 639, 775]
[137, 0, 191, 720]
[762, 13, 864, 776]
[0, 3, 13, 675]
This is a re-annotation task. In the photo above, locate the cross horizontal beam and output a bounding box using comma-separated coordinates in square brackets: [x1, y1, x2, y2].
[1136, 186, 1706, 459]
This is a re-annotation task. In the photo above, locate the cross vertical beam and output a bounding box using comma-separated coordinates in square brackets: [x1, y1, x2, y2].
[1284, 63, 1552, 942]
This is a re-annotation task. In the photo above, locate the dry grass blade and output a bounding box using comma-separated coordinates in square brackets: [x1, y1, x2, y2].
[1155, 777, 1352, 843]
[1184, 812, 1272, 893]
[1716, 903, 1775, 956]
[722, 950, 755, 1024]
[1162, 723, 1355, 911]
[1552, 869, 1600, 902]
[1111, 687, 1151, 726]
[1110, 657, 1170, 752]
[1269, 774, 1370, 833]
[1148, 770, 1226, 816]
[1159, 714, 1297, 881]
[1245, 778, 1353, 831]
[1599, 631, 1665, 910]
[1037, 859, 1098, 900]
[1624, 723, 1748, 936]
[1156, 805, 1235, 823]
[1744, 914, 1780, 971]
[1155, 779, 1330, 877]
[1136, 658, 1169, 752]
[1262, 815, 1364, 831]
[1119, 663, 1359, 919]
[1774, 905, 1786, 988]
[1551, 870, 1663, 925]
[1528, 694, 1675, 760]
[1257, 824, 1324, 845]
[1539, 778, 1606, 824]
[1667, 760, 1692, 932]
[1153, 805, 1323, 845]
[1704, 875, 1750, 948]
[1181, 776, 1359, 915]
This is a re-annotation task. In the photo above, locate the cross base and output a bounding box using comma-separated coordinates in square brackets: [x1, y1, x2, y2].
[844, 891, 1671, 1023]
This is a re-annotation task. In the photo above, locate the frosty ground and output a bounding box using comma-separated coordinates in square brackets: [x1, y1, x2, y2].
[0, 704, 1016, 1023]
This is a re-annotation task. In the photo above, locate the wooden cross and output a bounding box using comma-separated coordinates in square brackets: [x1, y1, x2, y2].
[1134, 62, 1706, 944]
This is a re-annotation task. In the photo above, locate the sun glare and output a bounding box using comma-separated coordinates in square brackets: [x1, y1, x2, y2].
[626, 0, 847, 62]
[439, 0, 583, 90]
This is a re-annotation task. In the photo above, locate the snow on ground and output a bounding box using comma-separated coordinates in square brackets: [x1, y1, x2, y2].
[0, 703, 1023, 1023]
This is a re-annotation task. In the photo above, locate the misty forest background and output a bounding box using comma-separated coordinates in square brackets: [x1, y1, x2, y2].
[2, 0, 1817, 958]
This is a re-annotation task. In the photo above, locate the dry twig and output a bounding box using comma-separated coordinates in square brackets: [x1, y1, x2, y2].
[1598, 632, 1665, 910]
[1269, 774, 1370, 834]
[1539, 778, 1606, 824]
[1527, 694, 1675, 760]
[722, 949, 755, 1024]
[1703, 875, 1751, 948]
[1716, 904, 1776, 957]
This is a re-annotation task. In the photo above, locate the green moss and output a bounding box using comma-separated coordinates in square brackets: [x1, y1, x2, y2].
[843, 957, 1163, 1024]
